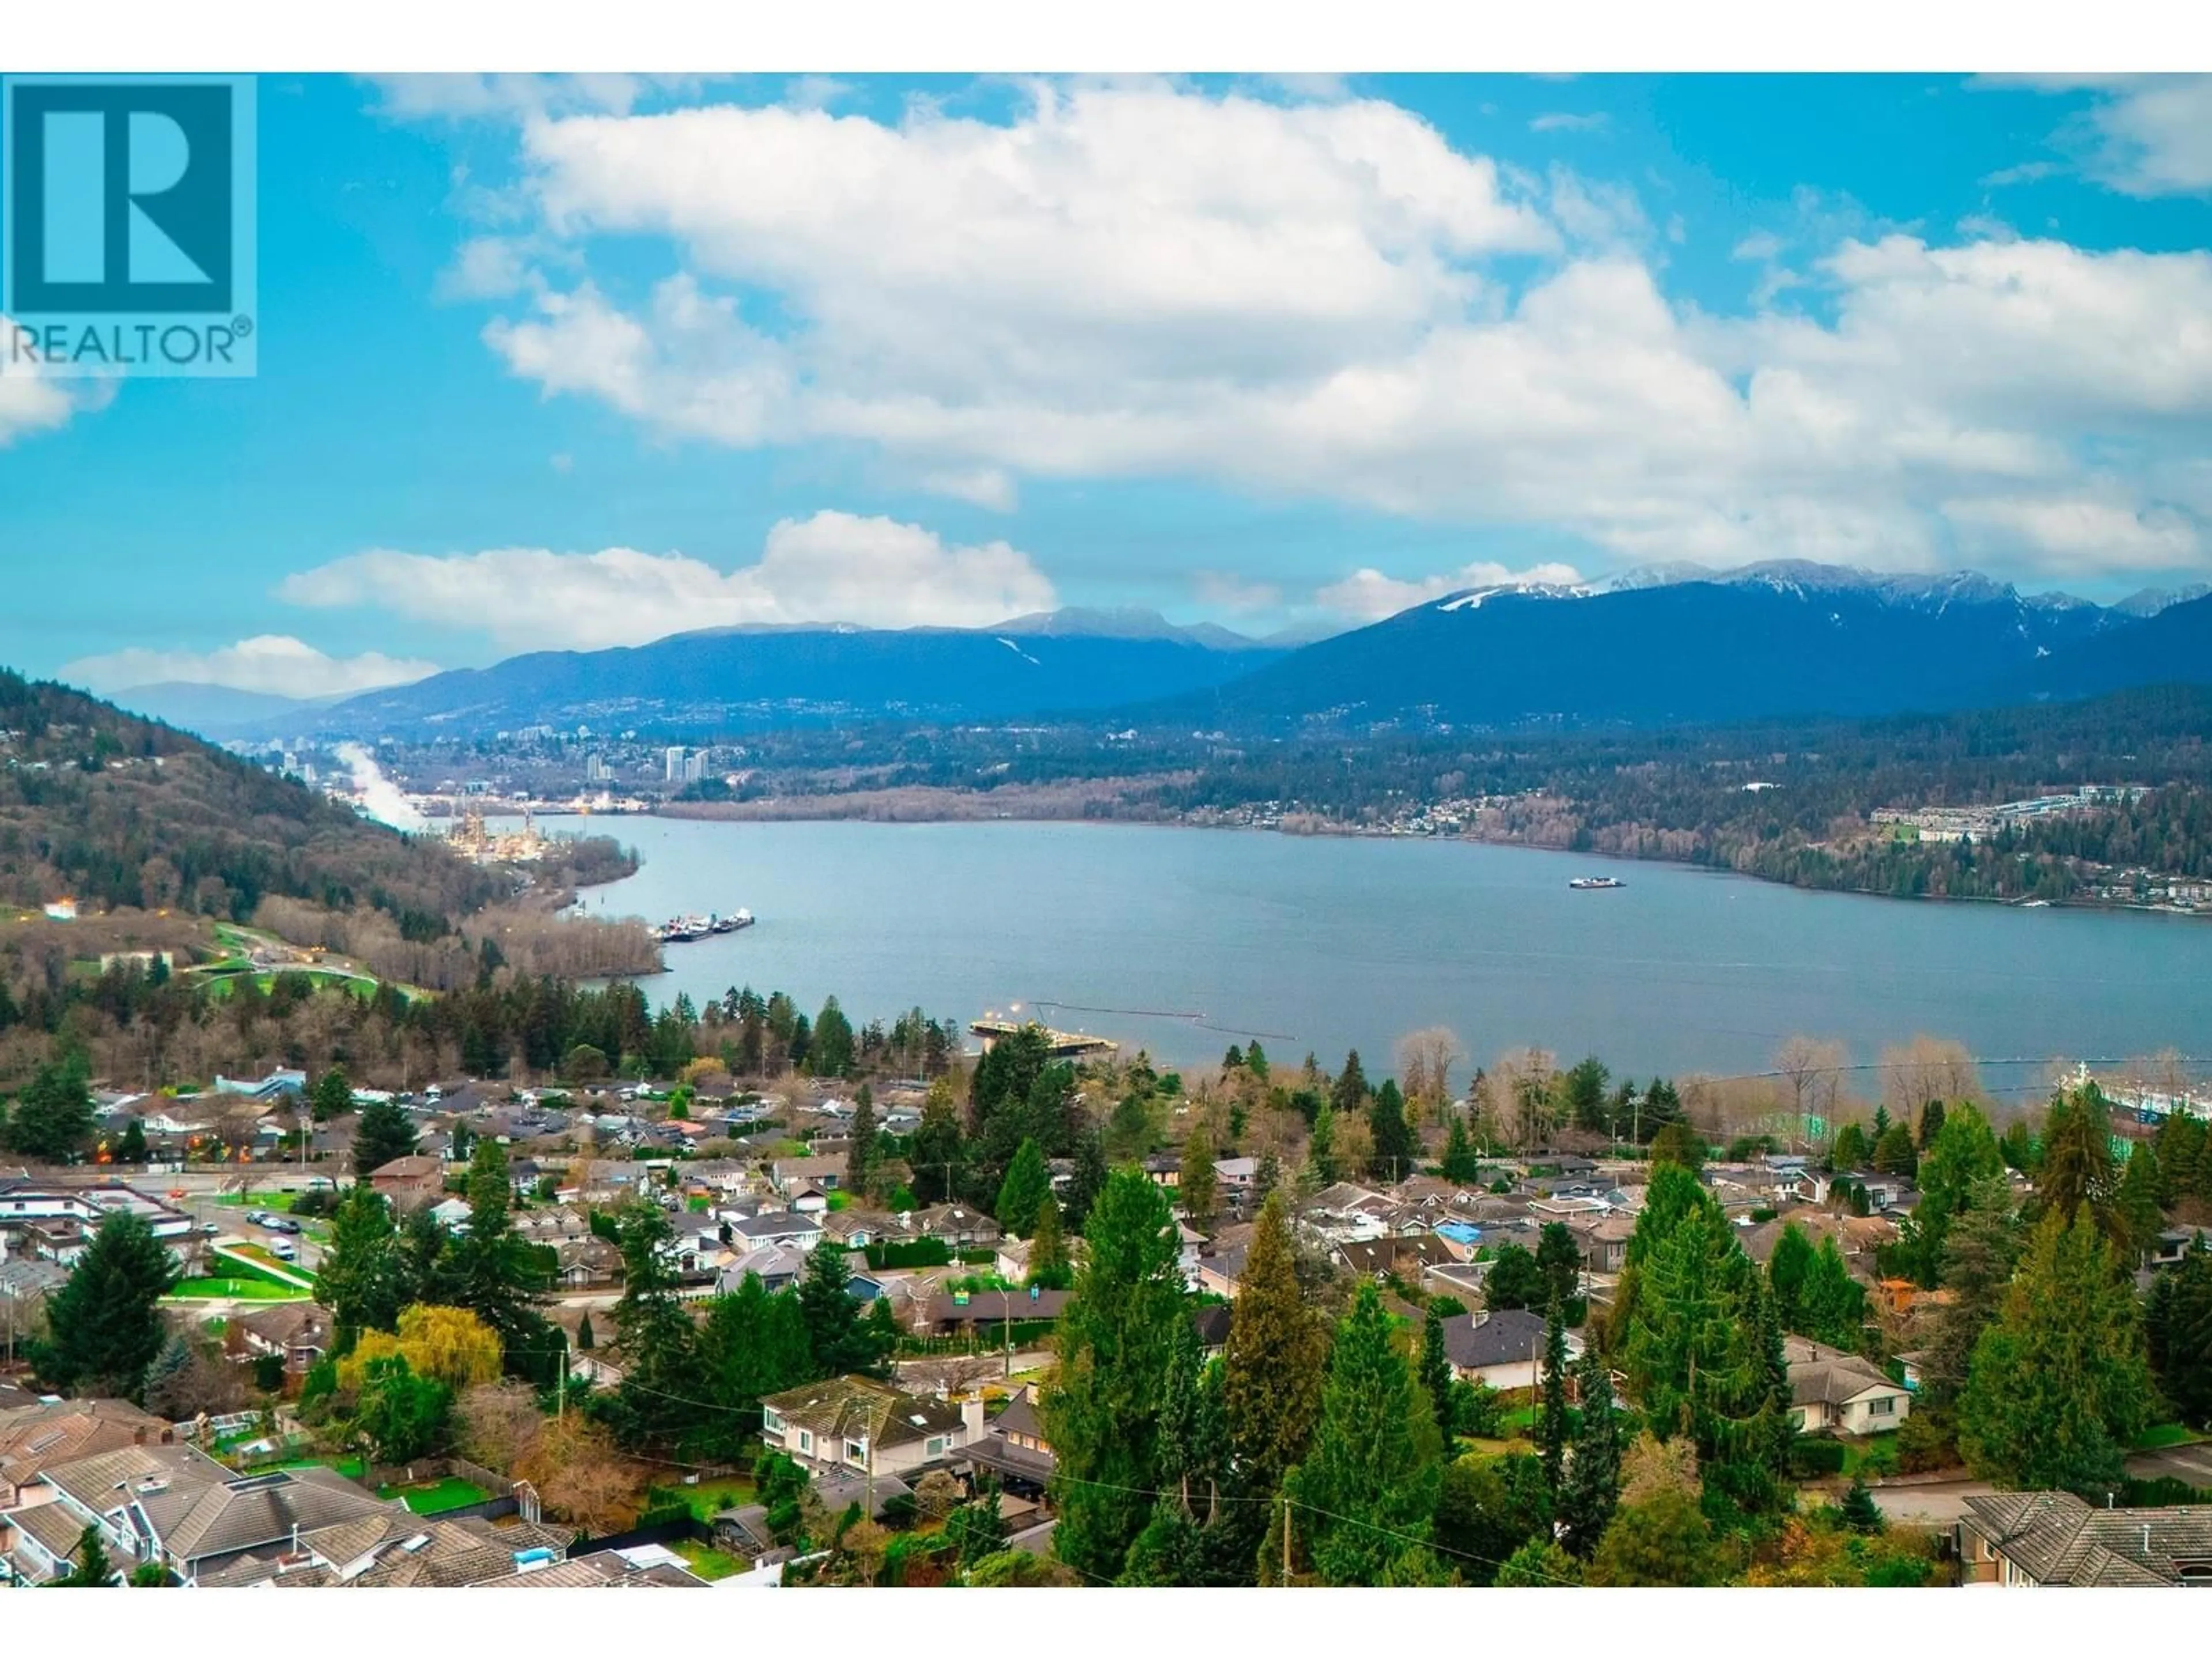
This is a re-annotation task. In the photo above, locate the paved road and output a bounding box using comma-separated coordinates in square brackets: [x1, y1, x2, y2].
[2127, 1443, 2212, 1486]
[1866, 1479, 1995, 1527]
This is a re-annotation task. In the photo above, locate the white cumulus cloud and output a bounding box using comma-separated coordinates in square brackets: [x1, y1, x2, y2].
[410, 80, 2212, 586]
[278, 510, 1058, 651]
[62, 635, 440, 698]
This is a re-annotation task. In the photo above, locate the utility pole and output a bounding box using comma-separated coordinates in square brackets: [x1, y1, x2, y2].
[1281, 1493, 1293, 1584]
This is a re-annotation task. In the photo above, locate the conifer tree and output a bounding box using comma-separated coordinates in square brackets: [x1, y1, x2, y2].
[846, 1083, 877, 1198]
[1221, 1191, 1330, 1509]
[1441, 1111, 1482, 1184]
[1281, 1283, 1442, 1586]
[1957, 1205, 2155, 1494]
[1181, 1122, 1220, 1234]
[351, 1094, 419, 1177]
[1558, 1341, 1623, 1559]
[37, 1211, 177, 1399]
[1368, 1079, 1418, 1183]
[1063, 1127, 1108, 1236]
[1044, 1169, 1189, 1584]
[1420, 1301, 1456, 1442]
[1537, 1297, 1571, 1497]
[994, 1138, 1052, 1238]
[1028, 1194, 1071, 1290]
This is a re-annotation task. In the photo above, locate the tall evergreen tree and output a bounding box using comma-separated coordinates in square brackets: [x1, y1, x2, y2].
[1537, 1298, 1571, 1497]
[1441, 1111, 1482, 1184]
[2146, 1240, 2212, 1428]
[1044, 1169, 1190, 1584]
[1221, 1191, 1331, 1524]
[1558, 1341, 1623, 1559]
[607, 1202, 705, 1448]
[1063, 1126, 1109, 1236]
[2037, 1085, 2120, 1244]
[37, 1212, 177, 1398]
[696, 1272, 816, 1459]
[1027, 1195, 1072, 1289]
[1180, 1122, 1220, 1234]
[314, 1185, 407, 1339]
[798, 1240, 892, 1378]
[310, 1065, 354, 1123]
[1419, 1301, 1456, 1442]
[994, 1138, 1052, 1238]
[1957, 1205, 2156, 1495]
[1120, 1318, 1234, 1585]
[904, 1088, 960, 1207]
[1368, 1080, 1419, 1183]
[1280, 1283, 1443, 1586]
[2, 1055, 94, 1162]
[351, 1094, 419, 1177]
[845, 1083, 877, 1198]
[1766, 1221, 1816, 1334]
[1330, 1050, 1370, 1119]
[449, 1138, 554, 1377]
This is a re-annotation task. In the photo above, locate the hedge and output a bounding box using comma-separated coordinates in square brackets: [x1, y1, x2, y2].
[1789, 1437, 1850, 1476]
[866, 1240, 954, 1270]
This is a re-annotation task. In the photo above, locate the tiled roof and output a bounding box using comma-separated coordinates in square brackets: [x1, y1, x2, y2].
[1782, 1337, 1899, 1408]
[1961, 1492, 2212, 1586]
[762, 1374, 964, 1449]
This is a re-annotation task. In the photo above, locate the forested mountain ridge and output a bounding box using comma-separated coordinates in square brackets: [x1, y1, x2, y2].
[0, 669, 499, 923]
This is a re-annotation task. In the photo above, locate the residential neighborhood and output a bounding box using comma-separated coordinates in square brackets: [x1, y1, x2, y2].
[3, 1018, 2210, 1592]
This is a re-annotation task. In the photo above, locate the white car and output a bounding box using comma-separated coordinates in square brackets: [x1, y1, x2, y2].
[267, 1238, 298, 1261]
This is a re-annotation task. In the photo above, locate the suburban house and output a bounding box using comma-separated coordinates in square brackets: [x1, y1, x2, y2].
[1783, 1336, 1912, 1435]
[365, 1155, 446, 1211]
[821, 1209, 889, 1251]
[554, 1236, 623, 1289]
[770, 1156, 844, 1197]
[230, 1303, 335, 1391]
[1194, 1238, 1249, 1300]
[10, 1442, 404, 1586]
[1334, 1234, 1457, 1282]
[758, 1376, 979, 1481]
[0, 1396, 173, 1509]
[924, 1287, 1071, 1337]
[1438, 1309, 1584, 1392]
[719, 1243, 809, 1295]
[728, 1211, 825, 1253]
[894, 1205, 1002, 1249]
[960, 1385, 1056, 1491]
[1956, 1492, 2212, 1586]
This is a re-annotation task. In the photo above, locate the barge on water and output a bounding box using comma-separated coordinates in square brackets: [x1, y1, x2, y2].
[656, 909, 755, 944]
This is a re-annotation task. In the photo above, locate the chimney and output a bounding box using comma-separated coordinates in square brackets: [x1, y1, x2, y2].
[960, 1395, 986, 1441]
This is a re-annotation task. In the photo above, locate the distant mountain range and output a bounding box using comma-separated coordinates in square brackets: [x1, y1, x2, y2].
[213, 608, 1287, 740]
[112, 567, 2212, 742]
[1166, 563, 2212, 729]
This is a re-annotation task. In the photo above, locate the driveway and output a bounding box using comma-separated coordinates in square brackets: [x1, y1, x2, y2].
[1866, 1479, 1995, 1527]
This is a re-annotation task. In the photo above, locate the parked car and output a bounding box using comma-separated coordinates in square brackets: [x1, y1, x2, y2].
[268, 1217, 302, 1235]
[267, 1238, 298, 1261]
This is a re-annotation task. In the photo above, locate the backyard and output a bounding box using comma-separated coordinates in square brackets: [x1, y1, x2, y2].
[378, 1475, 493, 1515]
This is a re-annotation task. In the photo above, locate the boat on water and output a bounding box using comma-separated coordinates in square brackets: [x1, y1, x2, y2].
[656, 909, 756, 944]
[1568, 876, 1626, 890]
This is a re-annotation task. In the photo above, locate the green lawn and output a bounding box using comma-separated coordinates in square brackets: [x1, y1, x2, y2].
[378, 1476, 491, 1515]
[2135, 1422, 2207, 1451]
[167, 1276, 306, 1301]
[671, 1539, 748, 1581]
[657, 1475, 757, 1520]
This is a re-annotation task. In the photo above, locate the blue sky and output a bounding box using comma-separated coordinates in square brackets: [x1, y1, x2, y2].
[5, 72, 2211, 698]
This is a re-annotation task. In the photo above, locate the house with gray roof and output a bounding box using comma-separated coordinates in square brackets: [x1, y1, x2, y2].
[1957, 1491, 2212, 1586]
[1784, 1336, 1911, 1436]
[1438, 1309, 1583, 1392]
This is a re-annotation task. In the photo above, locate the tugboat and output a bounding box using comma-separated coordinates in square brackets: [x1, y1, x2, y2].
[1568, 876, 1626, 890]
